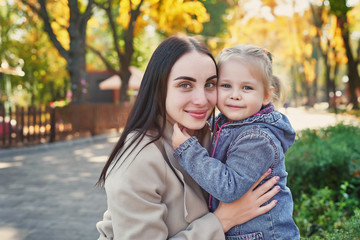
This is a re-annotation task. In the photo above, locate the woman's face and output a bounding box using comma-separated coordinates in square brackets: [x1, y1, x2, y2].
[166, 51, 217, 131]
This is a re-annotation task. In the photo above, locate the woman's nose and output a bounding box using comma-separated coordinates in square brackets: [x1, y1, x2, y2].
[193, 89, 207, 105]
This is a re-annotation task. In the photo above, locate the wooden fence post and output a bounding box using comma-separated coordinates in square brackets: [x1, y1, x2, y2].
[1, 106, 5, 146]
[50, 107, 56, 143]
[8, 106, 12, 146]
[20, 107, 24, 143]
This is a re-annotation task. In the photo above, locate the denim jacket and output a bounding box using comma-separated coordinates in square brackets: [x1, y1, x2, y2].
[174, 104, 300, 240]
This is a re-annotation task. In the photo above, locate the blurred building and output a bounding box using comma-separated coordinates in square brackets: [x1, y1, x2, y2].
[87, 66, 143, 103]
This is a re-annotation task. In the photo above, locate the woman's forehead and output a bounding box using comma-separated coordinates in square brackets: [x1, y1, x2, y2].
[170, 51, 216, 76]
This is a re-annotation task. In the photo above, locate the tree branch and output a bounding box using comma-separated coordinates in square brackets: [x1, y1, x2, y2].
[356, 38, 360, 66]
[121, 0, 144, 66]
[77, 0, 94, 31]
[22, 0, 69, 62]
[103, 0, 124, 66]
[21, 0, 40, 16]
[86, 44, 117, 74]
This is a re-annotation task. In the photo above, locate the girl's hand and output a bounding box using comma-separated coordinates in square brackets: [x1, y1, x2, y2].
[214, 169, 280, 232]
[172, 123, 191, 149]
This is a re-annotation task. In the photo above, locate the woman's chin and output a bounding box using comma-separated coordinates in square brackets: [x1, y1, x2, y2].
[182, 122, 206, 131]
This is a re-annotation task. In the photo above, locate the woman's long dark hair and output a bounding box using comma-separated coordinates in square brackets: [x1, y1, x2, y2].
[97, 35, 217, 187]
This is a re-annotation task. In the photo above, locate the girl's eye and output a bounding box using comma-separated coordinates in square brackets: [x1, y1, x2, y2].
[243, 86, 253, 91]
[221, 84, 231, 88]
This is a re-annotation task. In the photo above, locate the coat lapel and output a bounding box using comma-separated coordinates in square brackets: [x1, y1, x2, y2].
[161, 123, 210, 222]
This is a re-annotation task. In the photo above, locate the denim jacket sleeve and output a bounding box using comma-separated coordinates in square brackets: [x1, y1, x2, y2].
[174, 130, 277, 203]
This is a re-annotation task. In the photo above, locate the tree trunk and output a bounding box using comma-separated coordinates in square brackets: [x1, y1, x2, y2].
[337, 17, 360, 109]
[67, 0, 91, 103]
[90, 0, 143, 103]
[324, 55, 331, 105]
[290, 65, 299, 107]
[323, 40, 332, 106]
[22, 0, 93, 104]
[331, 61, 339, 113]
[67, 32, 87, 103]
[119, 69, 131, 102]
[311, 65, 318, 106]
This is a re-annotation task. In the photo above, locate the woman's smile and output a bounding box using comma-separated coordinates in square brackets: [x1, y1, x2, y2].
[185, 110, 208, 119]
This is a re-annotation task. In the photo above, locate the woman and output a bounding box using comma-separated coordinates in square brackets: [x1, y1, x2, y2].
[96, 35, 280, 240]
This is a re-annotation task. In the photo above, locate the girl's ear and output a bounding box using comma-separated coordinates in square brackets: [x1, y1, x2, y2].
[262, 87, 274, 106]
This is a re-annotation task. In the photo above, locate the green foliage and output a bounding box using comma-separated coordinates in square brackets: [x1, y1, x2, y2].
[285, 123, 360, 200]
[0, 3, 20, 66]
[286, 123, 360, 238]
[329, 0, 352, 16]
[304, 209, 360, 239]
[317, 209, 360, 239]
[294, 185, 359, 238]
[0, 2, 69, 107]
[200, 0, 230, 37]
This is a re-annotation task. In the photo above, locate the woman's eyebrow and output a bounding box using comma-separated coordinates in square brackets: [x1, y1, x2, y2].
[207, 75, 217, 81]
[174, 76, 196, 81]
[174, 75, 217, 82]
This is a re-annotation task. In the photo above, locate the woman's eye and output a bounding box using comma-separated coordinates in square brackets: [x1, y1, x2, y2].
[205, 82, 216, 88]
[179, 83, 191, 89]
[221, 84, 231, 88]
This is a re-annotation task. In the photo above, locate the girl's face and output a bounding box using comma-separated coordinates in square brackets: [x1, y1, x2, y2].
[166, 51, 217, 131]
[217, 59, 271, 122]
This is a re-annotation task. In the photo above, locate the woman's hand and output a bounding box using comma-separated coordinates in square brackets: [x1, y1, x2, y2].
[214, 169, 280, 232]
[172, 123, 191, 149]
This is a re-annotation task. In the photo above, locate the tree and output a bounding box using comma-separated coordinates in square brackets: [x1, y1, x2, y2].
[19, 7, 69, 105]
[310, 2, 347, 109]
[88, 0, 209, 102]
[0, 1, 20, 71]
[0, 2, 24, 107]
[311, 3, 332, 104]
[21, 0, 94, 104]
[329, 0, 360, 109]
[1, 1, 69, 107]
[223, 0, 317, 106]
[199, 0, 231, 53]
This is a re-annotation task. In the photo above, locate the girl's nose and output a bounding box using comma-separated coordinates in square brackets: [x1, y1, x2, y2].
[230, 93, 241, 100]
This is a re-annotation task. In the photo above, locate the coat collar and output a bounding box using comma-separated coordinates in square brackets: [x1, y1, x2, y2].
[160, 119, 211, 222]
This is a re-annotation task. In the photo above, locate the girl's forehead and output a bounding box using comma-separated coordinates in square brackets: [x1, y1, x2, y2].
[219, 58, 257, 75]
[219, 59, 264, 84]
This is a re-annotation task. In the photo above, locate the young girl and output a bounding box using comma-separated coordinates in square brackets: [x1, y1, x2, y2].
[172, 44, 300, 240]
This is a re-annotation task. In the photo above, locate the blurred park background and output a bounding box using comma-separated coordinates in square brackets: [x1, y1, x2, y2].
[0, 0, 360, 239]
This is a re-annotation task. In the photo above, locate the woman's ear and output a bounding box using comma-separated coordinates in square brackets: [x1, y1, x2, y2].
[262, 87, 274, 106]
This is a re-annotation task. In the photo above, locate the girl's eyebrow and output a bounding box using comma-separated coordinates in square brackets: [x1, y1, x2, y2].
[174, 75, 217, 82]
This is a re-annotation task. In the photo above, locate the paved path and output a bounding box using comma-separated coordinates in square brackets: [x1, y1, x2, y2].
[0, 107, 359, 240]
[279, 106, 360, 131]
[0, 133, 120, 240]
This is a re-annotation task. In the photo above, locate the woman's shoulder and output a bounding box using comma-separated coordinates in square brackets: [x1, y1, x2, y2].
[106, 132, 168, 186]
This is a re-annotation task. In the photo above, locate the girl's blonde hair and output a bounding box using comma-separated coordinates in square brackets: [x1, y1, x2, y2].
[217, 44, 285, 107]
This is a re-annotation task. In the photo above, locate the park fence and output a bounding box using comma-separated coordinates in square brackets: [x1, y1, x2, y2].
[0, 103, 132, 149]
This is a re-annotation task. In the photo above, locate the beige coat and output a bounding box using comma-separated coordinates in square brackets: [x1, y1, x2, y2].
[96, 122, 225, 240]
